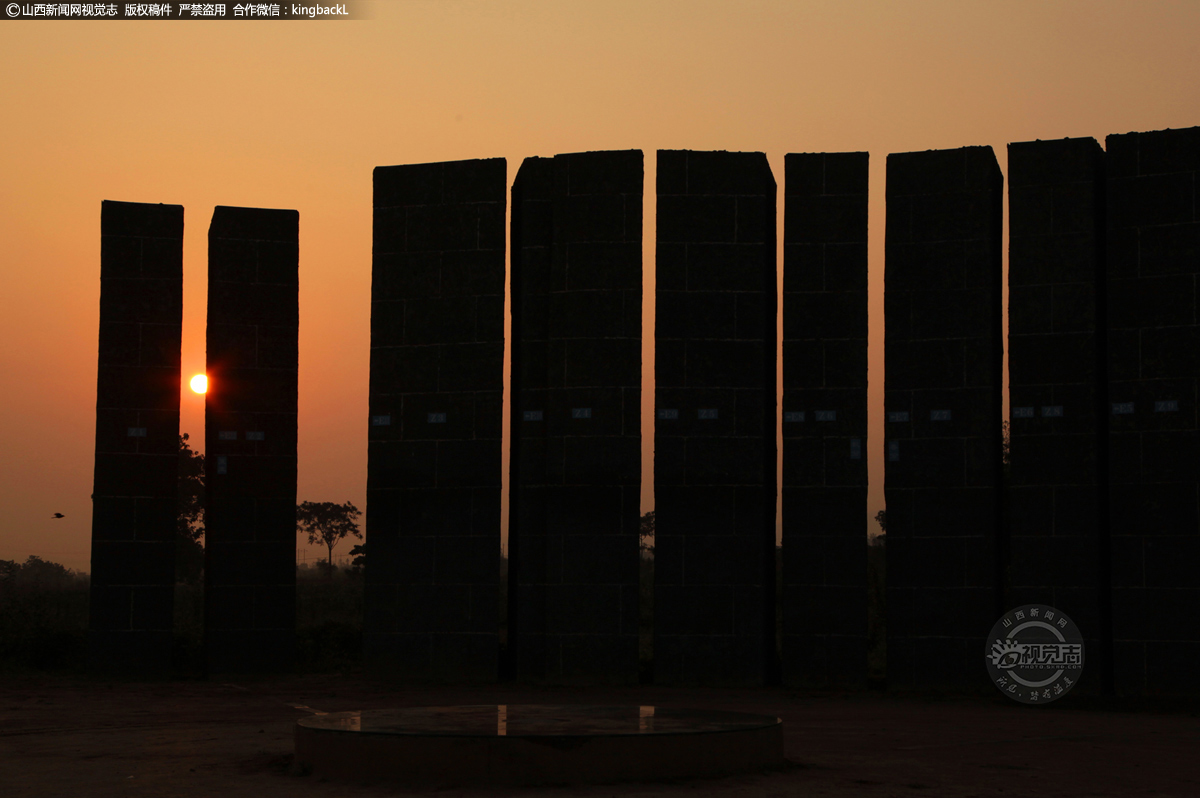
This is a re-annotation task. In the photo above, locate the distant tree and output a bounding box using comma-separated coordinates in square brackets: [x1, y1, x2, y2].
[639, 511, 655, 557]
[0, 555, 84, 588]
[348, 543, 366, 575]
[1001, 419, 1011, 467]
[176, 434, 205, 584]
[872, 509, 886, 547]
[297, 501, 363, 575]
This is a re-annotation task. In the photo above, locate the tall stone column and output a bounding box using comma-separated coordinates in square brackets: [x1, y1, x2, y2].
[884, 146, 1004, 689]
[1008, 137, 1109, 694]
[366, 158, 506, 680]
[780, 152, 869, 687]
[204, 205, 299, 673]
[654, 149, 777, 686]
[510, 150, 642, 684]
[89, 200, 184, 674]
[1106, 126, 1200, 696]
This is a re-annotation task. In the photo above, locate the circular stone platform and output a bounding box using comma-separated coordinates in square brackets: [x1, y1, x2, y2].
[294, 704, 784, 787]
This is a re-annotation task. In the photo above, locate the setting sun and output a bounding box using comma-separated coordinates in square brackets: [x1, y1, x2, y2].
[189, 374, 207, 394]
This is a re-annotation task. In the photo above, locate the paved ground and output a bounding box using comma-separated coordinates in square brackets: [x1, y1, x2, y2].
[1, 674, 1197, 797]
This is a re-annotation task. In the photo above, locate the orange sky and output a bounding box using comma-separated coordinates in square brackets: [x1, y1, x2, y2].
[2, 1, 1198, 572]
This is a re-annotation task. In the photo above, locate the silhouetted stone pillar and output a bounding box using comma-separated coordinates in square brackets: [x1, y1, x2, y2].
[89, 200, 183, 675]
[1106, 127, 1200, 696]
[1008, 137, 1110, 694]
[654, 150, 777, 686]
[510, 150, 642, 684]
[205, 205, 298, 674]
[884, 146, 1003, 689]
[366, 158, 505, 680]
[780, 152, 869, 688]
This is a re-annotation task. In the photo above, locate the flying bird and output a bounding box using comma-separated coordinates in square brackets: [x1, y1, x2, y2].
[51, 513, 64, 519]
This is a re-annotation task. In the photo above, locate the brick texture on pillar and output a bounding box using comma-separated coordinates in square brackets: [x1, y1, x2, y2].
[89, 200, 184, 674]
[205, 205, 299, 674]
[1106, 127, 1200, 696]
[780, 152, 869, 688]
[366, 158, 506, 680]
[1008, 137, 1110, 693]
[654, 150, 777, 686]
[884, 146, 1004, 690]
[509, 150, 642, 684]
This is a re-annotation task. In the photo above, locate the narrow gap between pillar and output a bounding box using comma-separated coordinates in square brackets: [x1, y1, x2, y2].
[640, 154, 656, 684]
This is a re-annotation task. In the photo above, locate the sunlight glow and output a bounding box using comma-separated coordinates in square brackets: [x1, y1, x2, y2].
[190, 374, 208, 394]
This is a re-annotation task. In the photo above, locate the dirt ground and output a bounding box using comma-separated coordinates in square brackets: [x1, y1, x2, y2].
[1, 674, 1197, 797]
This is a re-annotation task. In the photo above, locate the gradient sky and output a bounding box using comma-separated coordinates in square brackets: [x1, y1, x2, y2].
[2, 1, 1198, 572]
